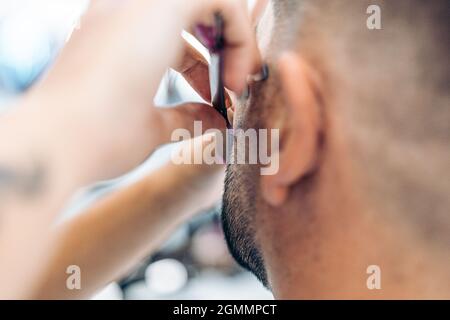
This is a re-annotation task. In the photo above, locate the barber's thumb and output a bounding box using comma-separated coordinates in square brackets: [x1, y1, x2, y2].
[170, 132, 226, 175]
[158, 103, 227, 145]
[164, 133, 225, 211]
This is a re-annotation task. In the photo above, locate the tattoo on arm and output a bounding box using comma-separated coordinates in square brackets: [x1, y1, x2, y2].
[0, 162, 47, 199]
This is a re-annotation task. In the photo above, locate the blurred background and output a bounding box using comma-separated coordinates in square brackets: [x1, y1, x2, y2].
[0, 0, 272, 299]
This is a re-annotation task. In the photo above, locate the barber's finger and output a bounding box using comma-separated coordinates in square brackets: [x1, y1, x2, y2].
[171, 133, 226, 174]
[188, 0, 259, 94]
[227, 108, 235, 125]
[174, 40, 211, 102]
[174, 40, 234, 108]
[220, 0, 262, 87]
[156, 103, 226, 145]
[140, 133, 225, 220]
[223, 9, 262, 93]
[165, 133, 226, 214]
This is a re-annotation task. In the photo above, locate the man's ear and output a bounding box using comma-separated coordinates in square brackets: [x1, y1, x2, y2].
[261, 52, 323, 206]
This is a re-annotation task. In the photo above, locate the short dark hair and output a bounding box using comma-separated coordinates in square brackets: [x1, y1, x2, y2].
[272, 0, 450, 246]
[222, 164, 269, 287]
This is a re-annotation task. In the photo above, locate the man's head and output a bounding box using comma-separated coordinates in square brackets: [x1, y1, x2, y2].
[222, 0, 450, 298]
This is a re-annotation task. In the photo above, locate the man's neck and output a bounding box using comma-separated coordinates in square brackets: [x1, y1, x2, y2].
[257, 165, 449, 299]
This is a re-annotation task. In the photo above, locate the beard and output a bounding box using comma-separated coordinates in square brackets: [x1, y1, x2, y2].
[221, 163, 269, 287]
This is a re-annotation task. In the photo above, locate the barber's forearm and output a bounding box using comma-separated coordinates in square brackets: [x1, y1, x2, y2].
[0, 101, 97, 298]
[0, 101, 96, 217]
[32, 163, 199, 299]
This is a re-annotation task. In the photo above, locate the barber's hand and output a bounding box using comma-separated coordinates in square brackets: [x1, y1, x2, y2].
[29, 132, 226, 300]
[152, 132, 227, 219]
[23, 0, 256, 185]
